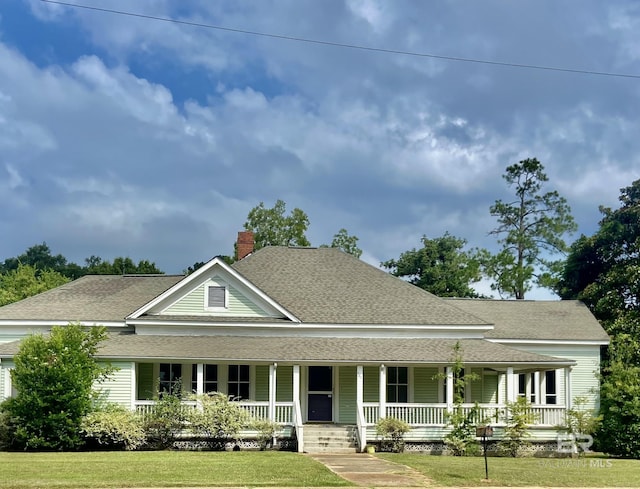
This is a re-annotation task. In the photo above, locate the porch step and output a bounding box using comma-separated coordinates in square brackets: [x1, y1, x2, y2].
[303, 424, 359, 454]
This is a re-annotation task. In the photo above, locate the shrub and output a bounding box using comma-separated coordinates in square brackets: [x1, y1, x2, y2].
[0, 406, 17, 450]
[143, 390, 189, 450]
[375, 417, 410, 453]
[81, 404, 146, 451]
[499, 397, 537, 457]
[252, 419, 279, 450]
[2, 324, 113, 450]
[188, 393, 250, 449]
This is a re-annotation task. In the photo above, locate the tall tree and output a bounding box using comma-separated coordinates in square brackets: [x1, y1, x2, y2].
[485, 158, 576, 299]
[244, 200, 310, 250]
[558, 179, 640, 458]
[321, 228, 362, 258]
[382, 233, 483, 297]
[0, 264, 70, 306]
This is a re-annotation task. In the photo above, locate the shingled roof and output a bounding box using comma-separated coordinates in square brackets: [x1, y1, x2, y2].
[0, 334, 574, 366]
[445, 298, 609, 342]
[0, 275, 183, 322]
[231, 247, 490, 326]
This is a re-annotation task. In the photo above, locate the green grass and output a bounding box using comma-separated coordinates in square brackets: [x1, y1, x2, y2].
[377, 453, 640, 486]
[0, 451, 352, 488]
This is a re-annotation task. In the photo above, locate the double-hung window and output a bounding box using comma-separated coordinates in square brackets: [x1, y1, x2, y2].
[191, 364, 218, 394]
[386, 366, 408, 403]
[228, 365, 250, 400]
[159, 363, 182, 396]
[545, 370, 557, 404]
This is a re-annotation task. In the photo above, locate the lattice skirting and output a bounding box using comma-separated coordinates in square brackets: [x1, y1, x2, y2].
[397, 441, 560, 457]
[172, 437, 297, 451]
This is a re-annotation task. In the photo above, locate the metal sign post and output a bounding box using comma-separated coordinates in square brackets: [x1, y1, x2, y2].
[476, 425, 493, 480]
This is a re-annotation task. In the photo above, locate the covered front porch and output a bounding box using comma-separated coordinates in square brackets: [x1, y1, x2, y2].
[123, 360, 573, 452]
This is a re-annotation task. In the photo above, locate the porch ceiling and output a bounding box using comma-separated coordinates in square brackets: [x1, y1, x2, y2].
[85, 334, 573, 367]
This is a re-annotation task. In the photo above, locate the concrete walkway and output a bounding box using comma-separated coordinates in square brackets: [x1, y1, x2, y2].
[308, 453, 432, 487]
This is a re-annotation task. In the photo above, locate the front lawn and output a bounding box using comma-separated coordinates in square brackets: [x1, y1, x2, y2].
[378, 453, 640, 487]
[0, 451, 352, 489]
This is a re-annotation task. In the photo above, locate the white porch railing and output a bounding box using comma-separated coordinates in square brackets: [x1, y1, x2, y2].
[363, 402, 566, 427]
[133, 400, 294, 425]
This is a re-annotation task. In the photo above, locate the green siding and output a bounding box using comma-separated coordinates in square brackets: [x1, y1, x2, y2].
[470, 368, 483, 401]
[137, 363, 155, 400]
[276, 366, 293, 402]
[0, 362, 4, 401]
[414, 367, 439, 403]
[255, 365, 268, 401]
[516, 344, 601, 410]
[363, 366, 379, 402]
[482, 371, 498, 403]
[164, 279, 271, 317]
[338, 366, 357, 424]
[99, 362, 133, 406]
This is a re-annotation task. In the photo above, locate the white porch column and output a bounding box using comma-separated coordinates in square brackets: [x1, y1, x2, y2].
[564, 366, 572, 410]
[356, 365, 364, 407]
[506, 367, 516, 403]
[268, 363, 277, 422]
[533, 371, 540, 404]
[196, 363, 204, 395]
[445, 366, 454, 412]
[292, 365, 303, 452]
[130, 362, 137, 411]
[379, 364, 387, 418]
[293, 365, 300, 407]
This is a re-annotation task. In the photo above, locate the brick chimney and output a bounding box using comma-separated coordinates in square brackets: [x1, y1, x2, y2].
[237, 231, 254, 260]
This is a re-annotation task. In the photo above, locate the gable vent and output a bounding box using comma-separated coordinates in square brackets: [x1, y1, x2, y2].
[207, 285, 226, 308]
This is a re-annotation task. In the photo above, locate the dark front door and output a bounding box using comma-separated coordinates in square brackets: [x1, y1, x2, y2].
[308, 366, 333, 422]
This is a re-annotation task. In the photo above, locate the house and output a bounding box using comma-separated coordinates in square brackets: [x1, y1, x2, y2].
[0, 232, 609, 452]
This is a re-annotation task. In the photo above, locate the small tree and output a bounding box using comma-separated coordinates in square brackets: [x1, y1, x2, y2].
[375, 417, 410, 452]
[500, 396, 537, 457]
[436, 342, 481, 455]
[0, 324, 112, 450]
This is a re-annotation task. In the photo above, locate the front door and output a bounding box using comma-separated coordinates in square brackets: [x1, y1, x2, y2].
[308, 366, 333, 422]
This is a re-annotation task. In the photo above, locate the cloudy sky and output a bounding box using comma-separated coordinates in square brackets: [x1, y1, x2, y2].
[1, 1, 639, 298]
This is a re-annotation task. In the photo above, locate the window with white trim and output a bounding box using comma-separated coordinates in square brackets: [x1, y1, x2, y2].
[386, 366, 408, 403]
[159, 363, 182, 396]
[206, 285, 227, 309]
[191, 364, 218, 394]
[545, 370, 557, 405]
[228, 365, 250, 400]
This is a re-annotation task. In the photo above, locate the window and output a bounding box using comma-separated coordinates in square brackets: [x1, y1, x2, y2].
[545, 370, 557, 404]
[386, 367, 408, 403]
[206, 285, 227, 309]
[191, 364, 218, 394]
[518, 373, 537, 402]
[228, 365, 250, 400]
[159, 363, 182, 396]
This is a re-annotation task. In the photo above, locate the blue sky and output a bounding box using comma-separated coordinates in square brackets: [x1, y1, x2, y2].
[1, 0, 639, 298]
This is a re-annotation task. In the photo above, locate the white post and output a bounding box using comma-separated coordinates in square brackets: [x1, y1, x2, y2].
[196, 363, 204, 395]
[269, 363, 277, 422]
[564, 367, 572, 410]
[379, 364, 387, 419]
[356, 365, 365, 451]
[293, 365, 300, 408]
[506, 367, 515, 403]
[356, 365, 364, 407]
[446, 366, 454, 412]
[130, 362, 137, 411]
